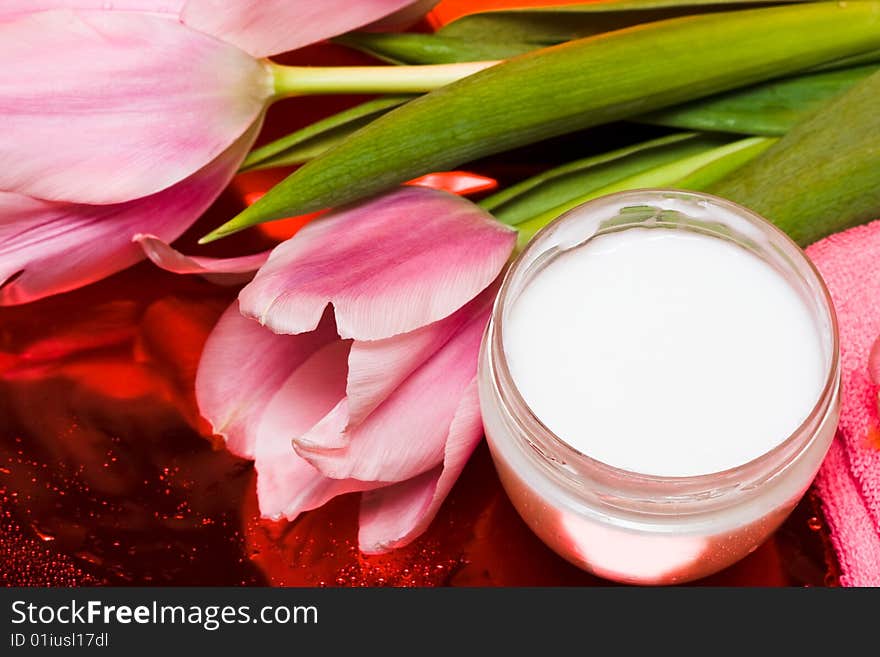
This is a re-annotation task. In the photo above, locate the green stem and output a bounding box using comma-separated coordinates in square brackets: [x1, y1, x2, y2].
[269, 60, 498, 98]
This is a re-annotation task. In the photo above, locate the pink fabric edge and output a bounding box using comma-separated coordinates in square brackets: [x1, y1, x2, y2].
[816, 440, 880, 586]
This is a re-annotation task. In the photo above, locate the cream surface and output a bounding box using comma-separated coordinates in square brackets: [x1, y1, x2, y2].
[503, 228, 826, 477]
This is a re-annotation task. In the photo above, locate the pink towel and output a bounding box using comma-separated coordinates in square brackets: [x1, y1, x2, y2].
[806, 220, 880, 586]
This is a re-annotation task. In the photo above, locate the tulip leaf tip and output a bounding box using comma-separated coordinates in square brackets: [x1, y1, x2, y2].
[197, 228, 229, 244]
[200, 205, 265, 243]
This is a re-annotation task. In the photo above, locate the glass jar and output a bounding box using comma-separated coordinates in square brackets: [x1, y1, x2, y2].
[478, 189, 840, 584]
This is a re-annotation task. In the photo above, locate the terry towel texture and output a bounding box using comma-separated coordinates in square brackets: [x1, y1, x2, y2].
[806, 220, 880, 586]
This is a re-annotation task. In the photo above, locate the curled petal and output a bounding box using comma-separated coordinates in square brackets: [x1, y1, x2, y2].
[298, 286, 495, 451]
[0, 10, 271, 204]
[195, 301, 337, 459]
[0, 124, 258, 306]
[295, 304, 489, 482]
[256, 444, 375, 522]
[358, 378, 484, 554]
[252, 338, 376, 520]
[239, 187, 515, 340]
[182, 0, 421, 58]
[133, 234, 270, 285]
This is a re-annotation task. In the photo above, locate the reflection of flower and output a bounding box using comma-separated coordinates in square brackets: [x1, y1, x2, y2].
[0, 0, 427, 304]
[197, 187, 516, 553]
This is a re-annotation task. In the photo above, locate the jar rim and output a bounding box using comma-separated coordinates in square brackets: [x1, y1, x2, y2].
[487, 188, 840, 500]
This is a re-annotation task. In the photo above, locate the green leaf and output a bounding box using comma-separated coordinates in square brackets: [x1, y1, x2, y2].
[640, 64, 878, 135]
[334, 33, 534, 65]
[245, 63, 874, 174]
[710, 69, 880, 246]
[514, 136, 774, 246]
[481, 132, 730, 225]
[438, 1, 811, 45]
[672, 135, 777, 188]
[204, 3, 880, 242]
[240, 96, 412, 172]
[808, 47, 880, 72]
[337, 1, 816, 65]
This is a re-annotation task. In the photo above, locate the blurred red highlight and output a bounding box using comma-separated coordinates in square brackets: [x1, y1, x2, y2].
[429, 0, 597, 28]
[234, 170, 497, 243]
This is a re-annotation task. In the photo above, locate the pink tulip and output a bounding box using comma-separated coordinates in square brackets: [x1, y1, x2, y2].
[0, 0, 447, 304]
[196, 187, 516, 552]
[130, 171, 499, 286]
[133, 233, 270, 287]
[0, 124, 261, 305]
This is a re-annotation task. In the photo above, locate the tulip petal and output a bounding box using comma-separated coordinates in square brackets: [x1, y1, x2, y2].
[297, 286, 495, 451]
[253, 338, 376, 520]
[239, 187, 515, 340]
[195, 300, 337, 459]
[0, 10, 271, 204]
[358, 378, 483, 554]
[133, 233, 270, 285]
[256, 442, 374, 522]
[364, 0, 440, 31]
[295, 303, 489, 482]
[181, 0, 419, 58]
[0, 1, 183, 21]
[0, 124, 259, 306]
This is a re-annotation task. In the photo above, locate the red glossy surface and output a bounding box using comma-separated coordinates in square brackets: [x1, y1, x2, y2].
[0, 191, 841, 586]
[0, 10, 843, 586]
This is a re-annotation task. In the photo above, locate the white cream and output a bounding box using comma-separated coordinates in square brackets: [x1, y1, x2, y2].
[503, 227, 826, 477]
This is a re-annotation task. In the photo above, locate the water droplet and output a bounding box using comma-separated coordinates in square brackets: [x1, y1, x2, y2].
[807, 516, 823, 532]
[30, 522, 55, 542]
[75, 551, 103, 566]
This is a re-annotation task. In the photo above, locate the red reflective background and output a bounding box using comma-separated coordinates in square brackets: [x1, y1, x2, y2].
[0, 1, 843, 586]
[0, 244, 841, 585]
